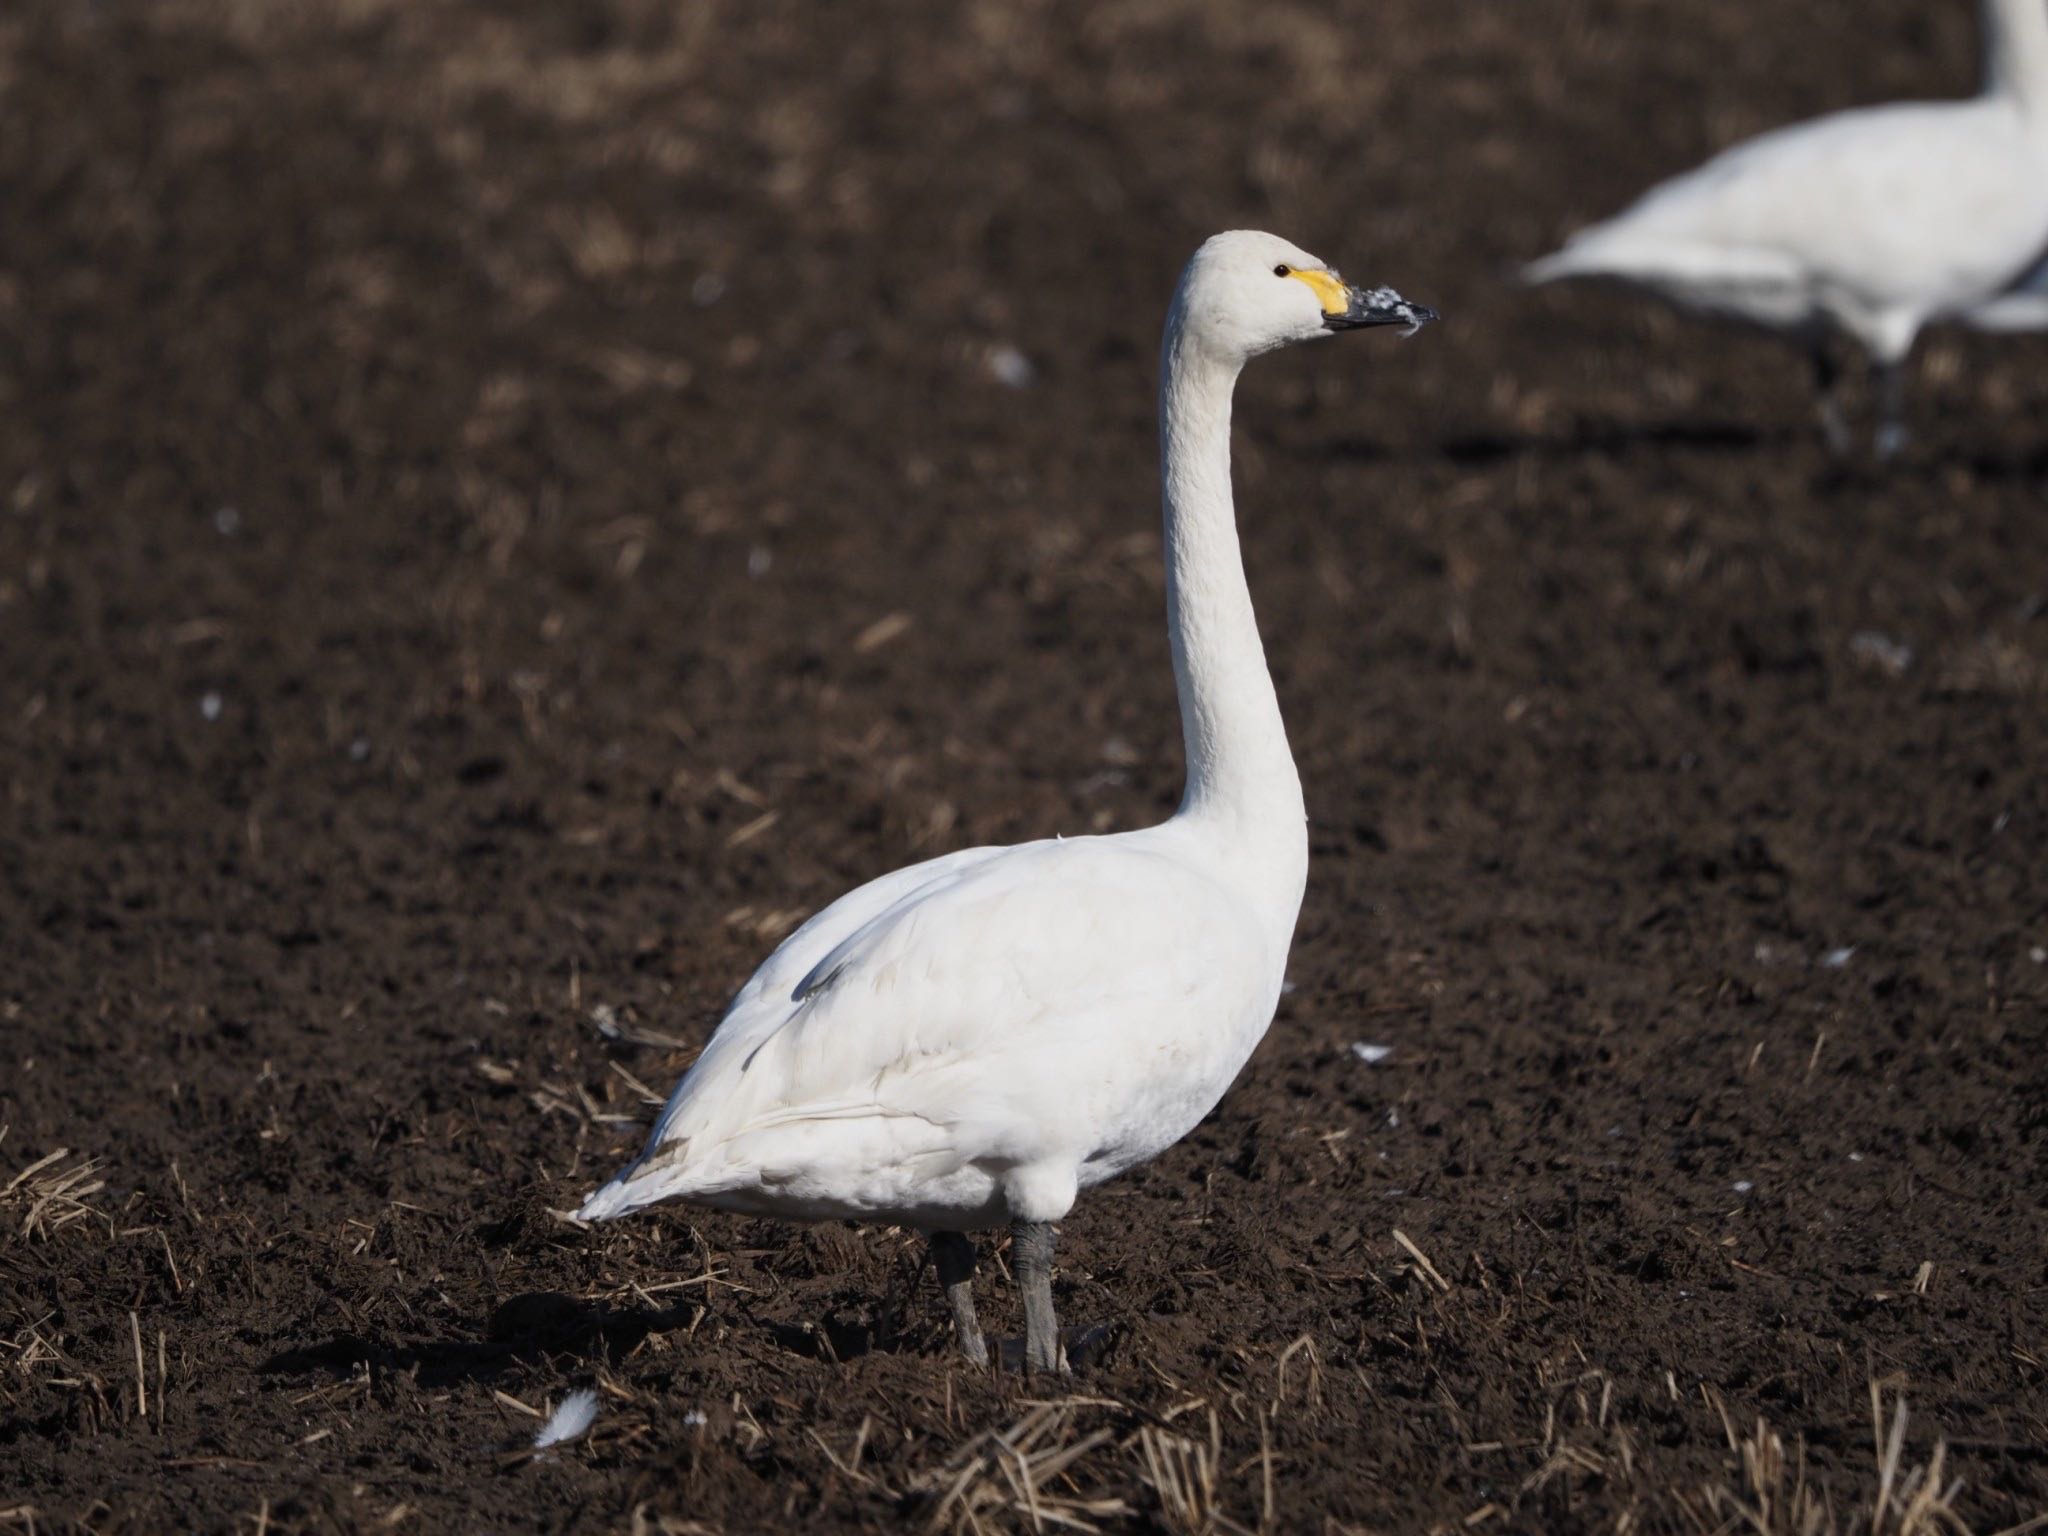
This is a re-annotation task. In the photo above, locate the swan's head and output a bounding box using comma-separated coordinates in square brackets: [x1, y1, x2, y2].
[1171, 230, 1436, 361]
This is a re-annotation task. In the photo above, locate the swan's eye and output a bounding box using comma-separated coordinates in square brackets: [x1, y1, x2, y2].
[1273, 264, 1291, 277]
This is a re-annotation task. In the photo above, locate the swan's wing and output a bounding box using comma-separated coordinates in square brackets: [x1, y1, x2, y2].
[608, 838, 1007, 1139]
[579, 834, 1263, 1216]
[1528, 102, 2048, 309]
[704, 841, 1011, 1050]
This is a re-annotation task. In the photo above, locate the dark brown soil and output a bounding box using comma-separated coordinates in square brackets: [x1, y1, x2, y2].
[3, 1, 2046, 1531]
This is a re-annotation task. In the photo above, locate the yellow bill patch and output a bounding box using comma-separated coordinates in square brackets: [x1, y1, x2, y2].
[1287, 267, 1348, 316]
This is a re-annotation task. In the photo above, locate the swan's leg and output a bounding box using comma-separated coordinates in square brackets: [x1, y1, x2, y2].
[1872, 361, 1909, 462]
[1811, 341, 1852, 456]
[929, 1231, 987, 1366]
[1012, 1220, 1068, 1374]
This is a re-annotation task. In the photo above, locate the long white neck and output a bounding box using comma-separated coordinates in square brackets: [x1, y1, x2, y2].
[1984, 0, 2048, 112]
[1157, 311, 1307, 867]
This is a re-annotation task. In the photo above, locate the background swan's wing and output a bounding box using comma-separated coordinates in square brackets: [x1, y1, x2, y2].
[581, 835, 1264, 1215]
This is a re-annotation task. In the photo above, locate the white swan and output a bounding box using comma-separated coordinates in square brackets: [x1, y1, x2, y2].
[1524, 0, 2048, 458]
[576, 231, 1435, 1372]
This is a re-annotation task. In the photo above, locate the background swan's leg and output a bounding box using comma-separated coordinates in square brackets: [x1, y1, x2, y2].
[1872, 360, 1909, 461]
[1012, 1220, 1067, 1374]
[1811, 341, 1852, 456]
[929, 1231, 987, 1366]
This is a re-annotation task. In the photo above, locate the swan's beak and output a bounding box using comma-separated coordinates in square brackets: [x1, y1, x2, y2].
[1324, 282, 1438, 336]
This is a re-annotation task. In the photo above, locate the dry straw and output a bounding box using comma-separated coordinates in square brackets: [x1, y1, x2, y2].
[919, 1400, 1131, 1534]
[1680, 1384, 2006, 1536]
[1, 1147, 109, 1242]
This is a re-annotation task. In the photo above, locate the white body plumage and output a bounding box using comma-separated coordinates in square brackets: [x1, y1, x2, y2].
[579, 826, 1294, 1230]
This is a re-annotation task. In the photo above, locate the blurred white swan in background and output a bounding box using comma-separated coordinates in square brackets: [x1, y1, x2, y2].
[576, 232, 1435, 1372]
[1525, 0, 2048, 458]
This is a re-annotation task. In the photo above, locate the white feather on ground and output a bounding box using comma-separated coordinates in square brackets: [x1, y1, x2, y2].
[533, 1389, 600, 1452]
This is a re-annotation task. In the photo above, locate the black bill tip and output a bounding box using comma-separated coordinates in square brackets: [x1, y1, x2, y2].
[1326, 286, 1438, 336]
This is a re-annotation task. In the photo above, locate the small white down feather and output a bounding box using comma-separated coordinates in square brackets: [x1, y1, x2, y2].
[533, 1388, 600, 1452]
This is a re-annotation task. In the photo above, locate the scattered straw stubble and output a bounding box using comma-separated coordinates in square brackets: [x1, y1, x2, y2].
[919, 1400, 1131, 1534]
[128, 1311, 146, 1422]
[1137, 1410, 1260, 1536]
[1, 1147, 109, 1242]
[1681, 1385, 1981, 1536]
[1392, 1228, 1452, 1293]
[914, 1397, 1286, 1536]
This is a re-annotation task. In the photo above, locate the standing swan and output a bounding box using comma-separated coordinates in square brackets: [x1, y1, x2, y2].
[1523, 0, 2048, 458]
[577, 232, 1435, 1372]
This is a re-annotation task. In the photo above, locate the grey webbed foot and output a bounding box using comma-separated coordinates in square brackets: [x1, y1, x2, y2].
[929, 1230, 987, 1366]
[1011, 1220, 1068, 1375]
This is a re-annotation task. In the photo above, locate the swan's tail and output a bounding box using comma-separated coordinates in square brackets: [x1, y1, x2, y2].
[1523, 237, 1632, 287]
[574, 1174, 649, 1222]
[1520, 247, 1584, 286]
[575, 1141, 697, 1221]
[1521, 214, 1685, 286]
